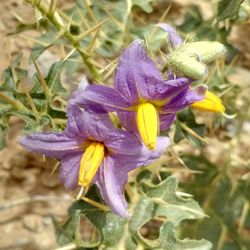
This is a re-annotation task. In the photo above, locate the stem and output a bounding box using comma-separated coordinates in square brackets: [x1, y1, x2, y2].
[25, 0, 101, 82]
[217, 225, 227, 250]
[238, 201, 249, 234]
[0, 92, 28, 111]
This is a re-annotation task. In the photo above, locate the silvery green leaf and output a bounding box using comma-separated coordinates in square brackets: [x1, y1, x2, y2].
[153, 221, 212, 250]
[217, 0, 244, 20]
[132, 0, 153, 13]
[128, 176, 209, 249]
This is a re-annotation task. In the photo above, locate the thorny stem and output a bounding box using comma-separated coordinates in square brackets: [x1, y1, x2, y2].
[0, 92, 29, 112]
[25, 0, 101, 82]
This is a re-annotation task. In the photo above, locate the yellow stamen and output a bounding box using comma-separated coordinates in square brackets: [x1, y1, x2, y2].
[136, 102, 159, 150]
[78, 142, 105, 187]
[191, 90, 225, 113]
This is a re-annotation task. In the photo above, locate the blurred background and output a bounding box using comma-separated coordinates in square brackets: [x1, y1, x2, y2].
[0, 0, 249, 249]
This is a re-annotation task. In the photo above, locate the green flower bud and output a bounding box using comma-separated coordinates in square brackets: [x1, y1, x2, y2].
[168, 52, 208, 79]
[181, 41, 226, 63]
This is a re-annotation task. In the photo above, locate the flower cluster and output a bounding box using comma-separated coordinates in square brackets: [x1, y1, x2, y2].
[20, 24, 225, 218]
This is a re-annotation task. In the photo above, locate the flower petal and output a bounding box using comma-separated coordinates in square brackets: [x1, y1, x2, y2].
[66, 106, 120, 143]
[105, 129, 143, 155]
[112, 136, 170, 173]
[60, 153, 82, 190]
[161, 85, 207, 113]
[19, 133, 82, 159]
[70, 84, 130, 113]
[95, 156, 129, 218]
[156, 23, 183, 48]
[94, 136, 170, 218]
[159, 113, 176, 130]
[117, 110, 138, 133]
[158, 77, 193, 100]
[115, 40, 167, 101]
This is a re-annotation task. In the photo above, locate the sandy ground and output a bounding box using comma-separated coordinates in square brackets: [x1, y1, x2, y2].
[0, 1, 75, 249]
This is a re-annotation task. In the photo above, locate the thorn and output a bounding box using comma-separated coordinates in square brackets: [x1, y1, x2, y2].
[76, 186, 85, 200]
[63, 48, 76, 62]
[32, 58, 51, 99]
[74, 18, 109, 42]
[180, 122, 209, 144]
[48, 0, 57, 16]
[50, 161, 60, 176]
[20, 81, 39, 118]
[81, 197, 110, 212]
[86, 25, 102, 54]
[84, 0, 98, 24]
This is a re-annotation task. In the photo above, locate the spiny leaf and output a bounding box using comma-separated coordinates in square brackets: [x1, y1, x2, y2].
[31, 31, 60, 60]
[0, 54, 27, 93]
[128, 176, 208, 248]
[132, 0, 154, 13]
[45, 61, 67, 95]
[217, 0, 244, 21]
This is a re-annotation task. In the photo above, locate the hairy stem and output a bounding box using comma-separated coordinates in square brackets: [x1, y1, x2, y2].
[25, 0, 101, 81]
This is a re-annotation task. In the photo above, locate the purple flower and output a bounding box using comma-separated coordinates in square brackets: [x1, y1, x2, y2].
[73, 40, 206, 150]
[155, 23, 183, 48]
[20, 97, 169, 218]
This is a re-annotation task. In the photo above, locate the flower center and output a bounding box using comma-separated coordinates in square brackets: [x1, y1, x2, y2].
[191, 90, 225, 113]
[78, 141, 105, 187]
[136, 102, 159, 150]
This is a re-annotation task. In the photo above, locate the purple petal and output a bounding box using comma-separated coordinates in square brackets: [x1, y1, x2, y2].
[67, 80, 105, 113]
[94, 136, 170, 218]
[159, 113, 176, 131]
[69, 84, 130, 113]
[66, 106, 120, 143]
[115, 40, 167, 101]
[158, 77, 193, 100]
[117, 110, 138, 133]
[95, 156, 129, 218]
[60, 152, 82, 190]
[105, 130, 144, 155]
[113, 136, 170, 173]
[19, 133, 82, 159]
[161, 85, 207, 113]
[156, 23, 183, 48]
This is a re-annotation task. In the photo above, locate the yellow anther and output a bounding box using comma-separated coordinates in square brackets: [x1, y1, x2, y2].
[191, 90, 225, 113]
[136, 102, 159, 150]
[78, 142, 105, 187]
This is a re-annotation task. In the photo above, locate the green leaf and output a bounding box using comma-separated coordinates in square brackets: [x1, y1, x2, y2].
[153, 221, 212, 250]
[132, 0, 153, 13]
[45, 61, 67, 95]
[0, 126, 6, 150]
[0, 54, 27, 93]
[56, 188, 127, 249]
[129, 176, 209, 249]
[217, 0, 244, 20]
[31, 31, 60, 60]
